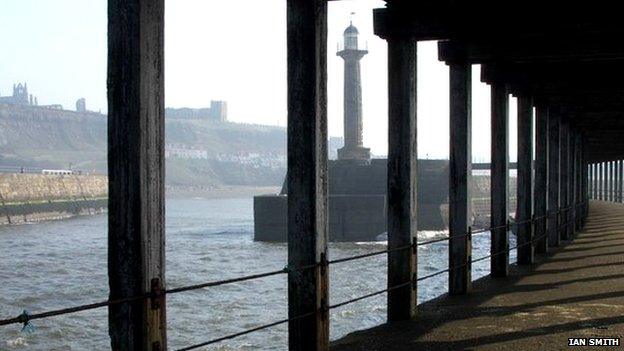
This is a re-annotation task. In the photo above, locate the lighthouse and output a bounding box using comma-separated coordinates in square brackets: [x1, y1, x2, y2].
[337, 21, 370, 163]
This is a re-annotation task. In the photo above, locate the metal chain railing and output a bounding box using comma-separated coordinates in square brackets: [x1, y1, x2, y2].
[0, 200, 589, 350]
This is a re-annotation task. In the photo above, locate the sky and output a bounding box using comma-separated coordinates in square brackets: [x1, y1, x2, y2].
[0, 0, 519, 161]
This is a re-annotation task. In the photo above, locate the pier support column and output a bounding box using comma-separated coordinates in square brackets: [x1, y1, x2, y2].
[609, 161, 612, 201]
[595, 163, 599, 201]
[547, 111, 560, 248]
[589, 163, 594, 200]
[448, 60, 472, 294]
[490, 82, 509, 277]
[575, 135, 582, 231]
[599, 162, 603, 201]
[611, 161, 616, 202]
[617, 160, 624, 203]
[588, 163, 592, 200]
[387, 36, 417, 321]
[534, 104, 548, 254]
[286, 1, 329, 349]
[107, 0, 166, 349]
[582, 149, 588, 227]
[612, 161, 616, 203]
[567, 130, 577, 239]
[516, 95, 534, 264]
[616, 161, 620, 202]
[560, 121, 569, 240]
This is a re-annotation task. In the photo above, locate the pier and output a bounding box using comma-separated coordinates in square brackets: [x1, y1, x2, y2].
[333, 201, 624, 350]
[2, 1, 624, 350]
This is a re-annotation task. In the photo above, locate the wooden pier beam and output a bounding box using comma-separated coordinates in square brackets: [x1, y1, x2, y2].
[490, 82, 509, 277]
[516, 95, 534, 264]
[387, 36, 418, 321]
[567, 126, 577, 239]
[617, 160, 624, 203]
[610, 161, 615, 202]
[575, 135, 582, 231]
[286, 1, 329, 349]
[582, 148, 588, 227]
[595, 163, 599, 201]
[448, 59, 472, 294]
[534, 104, 549, 254]
[609, 161, 612, 201]
[107, 0, 166, 349]
[599, 162, 603, 201]
[589, 163, 594, 200]
[615, 160, 620, 203]
[547, 111, 560, 248]
[560, 120, 569, 241]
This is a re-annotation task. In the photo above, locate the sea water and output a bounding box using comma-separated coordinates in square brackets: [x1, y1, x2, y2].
[0, 197, 515, 350]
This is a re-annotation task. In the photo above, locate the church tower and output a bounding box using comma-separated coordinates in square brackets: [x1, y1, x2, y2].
[337, 21, 370, 163]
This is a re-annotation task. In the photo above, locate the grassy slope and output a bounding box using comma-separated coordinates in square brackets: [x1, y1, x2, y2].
[0, 113, 286, 187]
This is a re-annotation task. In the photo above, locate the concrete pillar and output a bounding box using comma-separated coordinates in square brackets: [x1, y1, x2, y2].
[547, 112, 560, 248]
[387, 36, 417, 321]
[490, 83, 509, 277]
[286, 1, 329, 349]
[448, 61, 472, 294]
[107, 0, 166, 349]
[534, 105, 548, 254]
[559, 121, 569, 241]
[516, 95, 534, 264]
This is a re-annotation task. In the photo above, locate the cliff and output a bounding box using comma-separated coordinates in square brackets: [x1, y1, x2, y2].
[0, 103, 286, 187]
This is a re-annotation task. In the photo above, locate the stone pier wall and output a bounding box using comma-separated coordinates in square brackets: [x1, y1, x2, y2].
[0, 173, 108, 224]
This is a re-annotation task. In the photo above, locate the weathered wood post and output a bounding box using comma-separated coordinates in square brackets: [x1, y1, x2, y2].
[583, 144, 587, 218]
[107, 0, 166, 349]
[609, 161, 615, 202]
[516, 95, 534, 264]
[567, 130, 576, 239]
[617, 160, 624, 203]
[534, 104, 549, 254]
[559, 121, 569, 240]
[616, 160, 621, 203]
[286, 1, 329, 349]
[589, 163, 593, 200]
[616, 161, 619, 202]
[547, 111, 560, 248]
[575, 135, 582, 231]
[448, 58, 472, 294]
[598, 162, 603, 201]
[387, 36, 418, 321]
[592, 162, 600, 200]
[609, 161, 612, 201]
[490, 81, 509, 277]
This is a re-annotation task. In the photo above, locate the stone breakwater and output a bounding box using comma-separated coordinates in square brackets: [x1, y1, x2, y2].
[0, 173, 108, 225]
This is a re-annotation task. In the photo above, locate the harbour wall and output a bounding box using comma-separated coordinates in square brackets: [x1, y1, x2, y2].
[0, 173, 108, 225]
